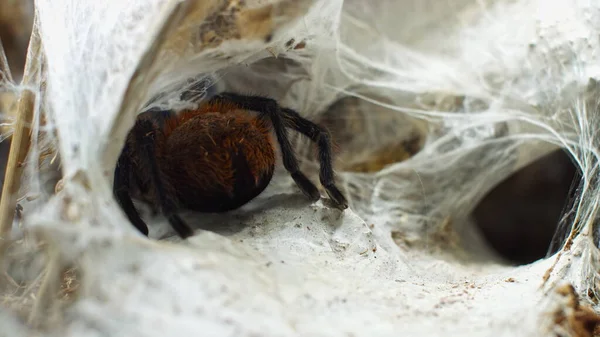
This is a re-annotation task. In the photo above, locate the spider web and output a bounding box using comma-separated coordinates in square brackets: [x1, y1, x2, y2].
[1, 0, 599, 336]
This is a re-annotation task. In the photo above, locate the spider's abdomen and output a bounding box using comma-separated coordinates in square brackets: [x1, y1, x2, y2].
[162, 111, 275, 212]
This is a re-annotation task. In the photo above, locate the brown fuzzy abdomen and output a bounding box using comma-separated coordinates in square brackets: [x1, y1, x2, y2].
[161, 112, 275, 212]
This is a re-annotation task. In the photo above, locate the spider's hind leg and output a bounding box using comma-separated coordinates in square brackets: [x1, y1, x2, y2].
[209, 93, 321, 202]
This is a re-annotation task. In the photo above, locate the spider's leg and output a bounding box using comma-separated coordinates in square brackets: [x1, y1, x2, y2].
[132, 119, 194, 239]
[279, 107, 348, 210]
[114, 145, 150, 236]
[209, 93, 320, 201]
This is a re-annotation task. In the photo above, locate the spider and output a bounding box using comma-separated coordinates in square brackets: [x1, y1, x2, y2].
[113, 92, 348, 238]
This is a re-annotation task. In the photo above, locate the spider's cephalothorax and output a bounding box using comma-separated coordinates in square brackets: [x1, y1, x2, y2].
[113, 93, 348, 238]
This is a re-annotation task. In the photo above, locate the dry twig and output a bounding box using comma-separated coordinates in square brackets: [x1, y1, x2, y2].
[0, 13, 41, 259]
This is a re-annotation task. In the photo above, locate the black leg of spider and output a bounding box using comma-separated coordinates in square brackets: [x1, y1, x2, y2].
[209, 93, 348, 210]
[114, 144, 150, 236]
[114, 119, 194, 238]
[279, 107, 348, 209]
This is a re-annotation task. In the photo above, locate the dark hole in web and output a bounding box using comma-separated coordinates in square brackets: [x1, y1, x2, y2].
[472, 149, 580, 265]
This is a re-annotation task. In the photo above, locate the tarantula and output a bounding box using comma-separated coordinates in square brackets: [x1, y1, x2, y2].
[113, 92, 348, 238]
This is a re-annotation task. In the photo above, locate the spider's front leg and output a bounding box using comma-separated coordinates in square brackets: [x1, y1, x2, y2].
[130, 119, 195, 239]
[210, 93, 321, 202]
[210, 93, 348, 210]
[280, 107, 348, 210]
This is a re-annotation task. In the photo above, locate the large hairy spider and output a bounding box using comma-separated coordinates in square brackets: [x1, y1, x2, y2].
[113, 92, 348, 238]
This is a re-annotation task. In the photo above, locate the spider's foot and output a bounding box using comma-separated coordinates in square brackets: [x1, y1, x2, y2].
[167, 213, 195, 239]
[291, 172, 321, 201]
[132, 220, 150, 237]
[324, 184, 348, 210]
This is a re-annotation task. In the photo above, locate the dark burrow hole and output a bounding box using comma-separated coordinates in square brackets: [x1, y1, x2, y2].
[472, 149, 580, 265]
